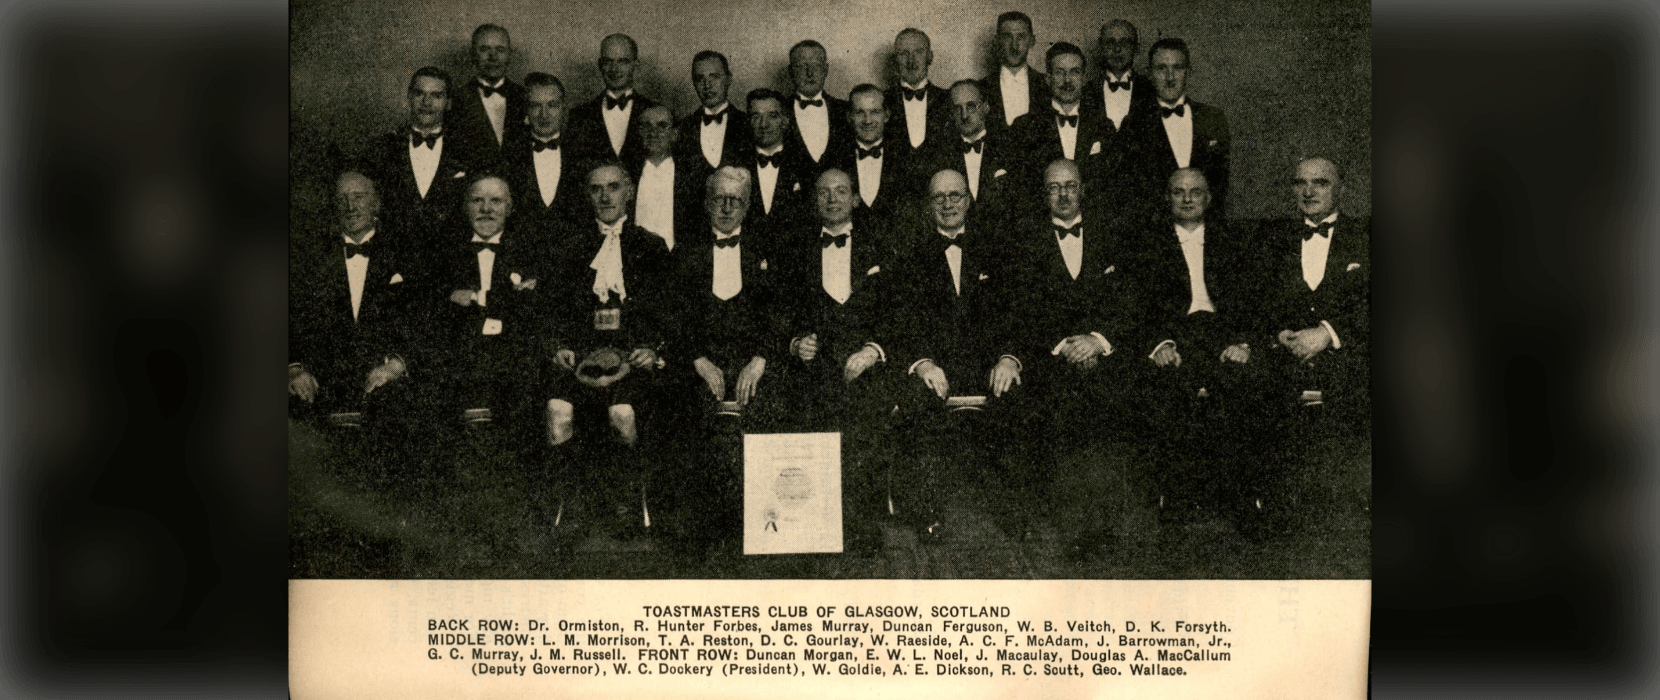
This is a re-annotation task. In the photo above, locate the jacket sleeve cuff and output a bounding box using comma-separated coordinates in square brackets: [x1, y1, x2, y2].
[1320, 320, 1341, 349]
[1148, 339, 1175, 360]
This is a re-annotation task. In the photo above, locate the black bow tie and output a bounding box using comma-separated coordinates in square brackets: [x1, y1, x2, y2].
[472, 241, 499, 253]
[478, 81, 504, 98]
[797, 96, 824, 109]
[1160, 103, 1187, 119]
[701, 109, 726, 126]
[939, 231, 964, 247]
[714, 235, 741, 249]
[961, 138, 984, 154]
[820, 231, 849, 249]
[531, 138, 560, 153]
[604, 93, 633, 110]
[410, 130, 440, 149]
[343, 240, 372, 256]
[1303, 220, 1334, 240]
[1055, 222, 1082, 239]
[1107, 79, 1131, 93]
[902, 86, 927, 102]
[754, 152, 781, 169]
[857, 144, 882, 160]
[1055, 113, 1079, 127]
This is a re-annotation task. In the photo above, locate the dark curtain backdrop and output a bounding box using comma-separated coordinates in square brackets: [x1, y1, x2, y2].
[290, 0, 1370, 225]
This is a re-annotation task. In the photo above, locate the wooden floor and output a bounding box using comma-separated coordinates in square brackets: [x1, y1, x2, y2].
[288, 419, 1370, 580]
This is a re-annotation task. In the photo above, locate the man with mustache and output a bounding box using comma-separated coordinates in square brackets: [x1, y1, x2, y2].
[565, 34, 660, 171]
[916, 80, 1037, 244]
[1012, 42, 1116, 216]
[449, 23, 527, 158]
[1128, 37, 1232, 217]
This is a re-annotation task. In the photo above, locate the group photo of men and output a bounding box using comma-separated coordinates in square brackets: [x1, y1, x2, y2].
[288, 0, 1371, 579]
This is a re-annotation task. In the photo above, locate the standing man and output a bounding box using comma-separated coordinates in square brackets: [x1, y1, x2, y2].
[981, 11, 1050, 131]
[1134, 38, 1231, 216]
[628, 105, 701, 261]
[827, 84, 919, 228]
[451, 23, 527, 157]
[1084, 19, 1158, 214]
[918, 80, 1035, 239]
[502, 72, 586, 255]
[373, 66, 478, 257]
[1014, 42, 1115, 206]
[742, 88, 816, 259]
[1091, 19, 1156, 133]
[566, 34, 659, 170]
[783, 40, 851, 167]
[885, 28, 952, 154]
[677, 51, 752, 182]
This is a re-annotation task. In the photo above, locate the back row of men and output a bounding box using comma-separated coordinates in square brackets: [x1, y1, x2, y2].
[357, 14, 1233, 268]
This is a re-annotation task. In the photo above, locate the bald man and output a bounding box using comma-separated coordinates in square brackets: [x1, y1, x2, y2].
[450, 23, 528, 157]
[884, 28, 953, 153]
[565, 34, 661, 170]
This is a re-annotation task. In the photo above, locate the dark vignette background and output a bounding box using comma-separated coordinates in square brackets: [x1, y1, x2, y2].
[0, 0, 1653, 697]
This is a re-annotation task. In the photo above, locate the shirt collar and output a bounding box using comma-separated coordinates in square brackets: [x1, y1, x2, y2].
[857, 138, 883, 150]
[938, 226, 965, 241]
[1105, 69, 1133, 83]
[479, 77, 504, 89]
[1158, 96, 1189, 110]
[597, 215, 628, 235]
[471, 231, 502, 244]
[756, 144, 783, 156]
[1306, 211, 1339, 227]
[344, 229, 376, 245]
[821, 221, 853, 236]
[411, 125, 442, 136]
[962, 129, 987, 143]
[643, 156, 674, 172]
[1002, 65, 1028, 82]
[715, 225, 741, 240]
[704, 102, 730, 116]
[606, 88, 635, 100]
[796, 90, 825, 103]
[1174, 221, 1205, 240]
[1051, 214, 1082, 229]
[533, 132, 561, 143]
[1052, 100, 1079, 116]
[901, 79, 930, 91]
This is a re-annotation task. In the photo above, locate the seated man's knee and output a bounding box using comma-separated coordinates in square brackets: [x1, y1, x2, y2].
[547, 399, 575, 445]
[608, 403, 638, 445]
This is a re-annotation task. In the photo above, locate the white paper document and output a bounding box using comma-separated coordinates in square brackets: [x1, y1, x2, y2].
[743, 432, 841, 555]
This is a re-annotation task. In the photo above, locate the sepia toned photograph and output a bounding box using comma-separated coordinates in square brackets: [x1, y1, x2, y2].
[288, 0, 1371, 581]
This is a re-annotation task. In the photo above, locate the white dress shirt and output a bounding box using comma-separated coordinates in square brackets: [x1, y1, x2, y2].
[793, 91, 831, 161]
[409, 129, 442, 198]
[712, 226, 743, 301]
[532, 134, 562, 206]
[820, 221, 853, 304]
[962, 130, 986, 199]
[343, 230, 375, 321]
[636, 157, 676, 250]
[1053, 214, 1084, 280]
[999, 65, 1031, 125]
[700, 103, 730, 168]
[755, 145, 782, 214]
[1160, 96, 1193, 168]
[1102, 70, 1133, 129]
[478, 78, 508, 144]
[591, 217, 628, 303]
[601, 89, 635, 156]
[1303, 211, 1342, 348]
[1175, 222, 1216, 314]
[1052, 100, 1080, 160]
[470, 231, 501, 305]
[900, 80, 930, 148]
[854, 139, 883, 207]
[940, 227, 964, 295]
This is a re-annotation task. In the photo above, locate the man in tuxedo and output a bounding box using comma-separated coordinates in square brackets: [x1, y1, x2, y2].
[981, 11, 1049, 131]
[501, 72, 586, 253]
[541, 162, 672, 533]
[1134, 38, 1232, 216]
[826, 84, 918, 228]
[764, 168, 896, 552]
[1093, 19, 1156, 132]
[742, 88, 816, 259]
[917, 80, 1034, 241]
[566, 34, 659, 169]
[677, 51, 751, 181]
[784, 40, 851, 167]
[1084, 19, 1158, 215]
[450, 24, 526, 157]
[434, 175, 544, 428]
[373, 66, 478, 257]
[1013, 42, 1117, 210]
[289, 171, 416, 424]
[885, 28, 952, 154]
[628, 105, 701, 261]
[882, 168, 1023, 540]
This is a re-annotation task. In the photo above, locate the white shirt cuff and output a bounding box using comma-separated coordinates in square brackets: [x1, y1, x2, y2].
[1320, 320, 1341, 349]
[288, 362, 304, 370]
[1149, 339, 1176, 360]
[865, 342, 886, 362]
[999, 355, 1023, 371]
[1090, 332, 1114, 357]
[908, 358, 933, 375]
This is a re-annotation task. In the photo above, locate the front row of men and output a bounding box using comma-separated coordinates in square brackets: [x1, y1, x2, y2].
[290, 154, 1368, 556]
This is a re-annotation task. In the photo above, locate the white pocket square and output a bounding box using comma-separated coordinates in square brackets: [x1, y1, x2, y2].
[1103, 265, 1116, 275]
[792, 182, 801, 191]
[453, 170, 467, 179]
[866, 266, 880, 276]
[994, 169, 1008, 178]
[759, 259, 769, 270]
[1089, 141, 1102, 155]
[389, 273, 404, 284]
[978, 273, 989, 281]
[1346, 262, 1361, 272]
[1206, 139, 1218, 147]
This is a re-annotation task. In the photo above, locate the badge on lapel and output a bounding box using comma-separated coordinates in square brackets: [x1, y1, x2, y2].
[978, 273, 989, 281]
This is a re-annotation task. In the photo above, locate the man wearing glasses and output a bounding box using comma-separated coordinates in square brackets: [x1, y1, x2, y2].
[917, 80, 1037, 238]
[628, 105, 701, 265]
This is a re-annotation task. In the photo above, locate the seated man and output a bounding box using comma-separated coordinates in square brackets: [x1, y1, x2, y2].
[882, 168, 1022, 540]
[541, 161, 672, 534]
[289, 170, 418, 432]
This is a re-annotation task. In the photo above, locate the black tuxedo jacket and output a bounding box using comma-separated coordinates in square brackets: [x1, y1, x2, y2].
[369, 127, 481, 255]
[783, 92, 853, 167]
[290, 228, 420, 408]
[544, 221, 673, 355]
[676, 104, 753, 178]
[1264, 215, 1370, 353]
[1126, 218, 1261, 359]
[450, 77, 528, 159]
[915, 129, 1039, 240]
[883, 83, 954, 154]
[564, 91, 660, 170]
[1086, 72, 1158, 132]
[824, 139, 924, 228]
[500, 133, 589, 244]
[883, 225, 1013, 376]
[428, 229, 547, 373]
[771, 214, 895, 363]
[670, 232, 783, 369]
[1128, 98, 1232, 215]
[980, 66, 1051, 132]
[1010, 104, 1128, 218]
[626, 156, 706, 265]
[739, 145, 818, 262]
[1004, 209, 1135, 368]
